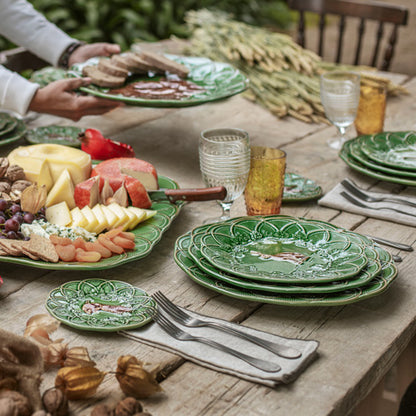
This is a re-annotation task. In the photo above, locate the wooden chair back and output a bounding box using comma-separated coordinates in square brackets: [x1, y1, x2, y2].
[288, 0, 408, 71]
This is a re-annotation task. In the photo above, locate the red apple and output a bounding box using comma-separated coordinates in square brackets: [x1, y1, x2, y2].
[74, 176, 100, 209]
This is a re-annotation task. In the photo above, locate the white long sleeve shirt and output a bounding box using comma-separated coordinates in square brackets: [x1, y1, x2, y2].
[0, 0, 77, 115]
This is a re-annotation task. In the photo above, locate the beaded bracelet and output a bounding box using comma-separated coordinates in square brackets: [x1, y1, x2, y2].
[58, 42, 85, 69]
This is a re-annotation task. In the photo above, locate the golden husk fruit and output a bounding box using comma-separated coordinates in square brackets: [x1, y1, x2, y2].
[55, 366, 106, 400]
[20, 184, 47, 214]
[116, 355, 161, 399]
[64, 346, 96, 368]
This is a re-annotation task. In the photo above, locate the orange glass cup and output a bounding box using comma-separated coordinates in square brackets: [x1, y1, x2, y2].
[244, 146, 286, 216]
[354, 84, 387, 136]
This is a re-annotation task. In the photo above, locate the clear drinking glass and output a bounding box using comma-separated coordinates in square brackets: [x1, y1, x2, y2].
[320, 71, 361, 150]
[199, 128, 250, 223]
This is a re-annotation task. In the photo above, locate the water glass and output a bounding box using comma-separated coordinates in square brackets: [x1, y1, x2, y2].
[199, 128, 250, 222]
[244, 146, 286, 215]
[320, 71, 361, 149]
[354, 84, 387, 136]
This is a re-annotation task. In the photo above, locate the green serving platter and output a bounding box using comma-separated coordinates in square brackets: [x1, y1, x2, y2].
[45, 279, 156, 331]
[69, 55, 249, 107]
[25, 125, 84, 147]
[283, 173, 323, 202]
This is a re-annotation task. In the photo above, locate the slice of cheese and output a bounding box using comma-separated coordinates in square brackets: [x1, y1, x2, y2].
[45, 169, 75, 209]
[107, 202, 130, 228]
[70, 207, 88, 228]
[121, 206, 137, 231]
[45, 201, 72, 226]
[17, 158, 53, 191]
[100, 205, 119, 229]
[8, 144, 91, 189]
[127, 206, 147, 229]
[80, 206, 98, 233]
[91, 205, 109, 234]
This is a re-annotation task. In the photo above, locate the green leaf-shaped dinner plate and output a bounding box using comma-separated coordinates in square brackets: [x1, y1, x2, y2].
[69, 55, 249, 107]
[340, 140, 416, 186]
[175, 232, 397, 307]
[0, 118, 26, 147]
[0, 175, 182, 270]
[198, 217, 368, 283]
[25, 125, 84, 147]
[30, 66, 67, 87]
[283, 173, 323, 202]
[45, 279, 156, 331]
[360, 131, 416, 171]
[188, 225, 381, 294]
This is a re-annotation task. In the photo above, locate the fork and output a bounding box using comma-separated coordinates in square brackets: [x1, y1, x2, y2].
[341, 178, 416, 208]
[340, 191, 416, 217]
[152, 291, 301, 359]
[151, 307, 281, 373]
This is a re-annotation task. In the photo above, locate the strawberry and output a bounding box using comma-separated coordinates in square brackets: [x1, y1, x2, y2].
[80, 128, 135, 160]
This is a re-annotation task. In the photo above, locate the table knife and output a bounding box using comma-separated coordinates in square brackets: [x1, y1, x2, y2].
[148, 186, 227, 203]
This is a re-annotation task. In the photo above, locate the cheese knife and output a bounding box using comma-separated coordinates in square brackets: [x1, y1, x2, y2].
[148, 186, 227, 203]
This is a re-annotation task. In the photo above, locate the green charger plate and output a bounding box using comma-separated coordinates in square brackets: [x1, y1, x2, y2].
[198, 217, 367, 283]
[175, 233, 397, 307]
[45, 279, 156, 331]
[70, 55, 249, 107]
[360, 131, 416, 171]
[0, 175, 182, 270]
[25, 125, 84, 147]
[0, 119, 27, 147]
[188, 225, 381, 294]
[283, 173, 323, 202]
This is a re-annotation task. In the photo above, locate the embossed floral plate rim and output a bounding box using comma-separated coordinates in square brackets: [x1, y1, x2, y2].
[283, 173, 323, 202]
[45, 279, 156, 331]
[360, 131, 416, 171]
[175, 233, 397, 307]
[25, 125, 84, 147]
[0, 117, 26, 147]
[69, 55, 249, 107]
[0, 175, 183, 270]
[340, 140, 416, 186]
[197, 217, 368, 283]
[188, 225, 381, 293]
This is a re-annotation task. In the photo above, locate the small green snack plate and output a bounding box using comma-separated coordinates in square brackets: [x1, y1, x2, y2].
[283, 173, 323, 202]
[25, 125, 84, 147]
[46, 279, 156, 331]
[70, 55, 249, 107]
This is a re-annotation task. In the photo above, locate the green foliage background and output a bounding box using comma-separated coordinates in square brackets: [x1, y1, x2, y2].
[0, 0, 292, 51]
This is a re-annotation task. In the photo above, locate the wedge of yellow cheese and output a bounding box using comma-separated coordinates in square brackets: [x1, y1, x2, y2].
[45, 169, 76, 209]
[8, 144, 91, 191]
[45, 201, 72, 226]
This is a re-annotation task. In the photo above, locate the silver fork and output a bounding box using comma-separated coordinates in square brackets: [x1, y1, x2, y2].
[151, 307, 281, 373]
[152, 291, 301, 359]
[341, 178, 416, 208]
[340, 191, 416, 217]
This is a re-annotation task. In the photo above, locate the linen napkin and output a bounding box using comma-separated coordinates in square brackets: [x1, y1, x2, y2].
[119, 307, 319, 388]
[319, 182, 416, 227]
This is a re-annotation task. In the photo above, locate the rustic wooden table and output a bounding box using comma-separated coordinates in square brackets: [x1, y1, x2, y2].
[0, 70, 415, 416]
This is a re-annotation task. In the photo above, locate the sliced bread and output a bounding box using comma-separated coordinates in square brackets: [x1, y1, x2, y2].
[123, 52, 158, 73]
[97, 59, 129, 78]
[138, 50, 190, 78]
[82, 65, 126, 88]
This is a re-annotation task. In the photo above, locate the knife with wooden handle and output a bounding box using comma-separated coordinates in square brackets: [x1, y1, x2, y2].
[148, 186, 227, 203]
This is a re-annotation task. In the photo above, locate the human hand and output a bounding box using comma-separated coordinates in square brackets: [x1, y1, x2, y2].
[28, 78, 123, 120]
[68, 43, 121, 67]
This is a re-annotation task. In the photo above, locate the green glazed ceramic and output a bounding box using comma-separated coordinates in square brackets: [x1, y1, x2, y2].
[0, 119, 26, 147]
[347, 139, 416, 178]
[25, 125, 84, 147]
[283, 173, 323, 202]
[360, 131, 416, 170]
[30, 67, 67, 87]
[188, 227, 381, 294]
[175, 233, 397, 307]
[0, 175, 183, 270]
[70, 55, 249, 107]
[45, 279, 156, 331]
[0, 113, 18, 138]
[198, 217, 367, 283]
[340, 140, 416, 186]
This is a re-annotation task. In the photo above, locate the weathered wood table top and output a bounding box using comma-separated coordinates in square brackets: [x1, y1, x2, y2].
[0, 70, 415, 416]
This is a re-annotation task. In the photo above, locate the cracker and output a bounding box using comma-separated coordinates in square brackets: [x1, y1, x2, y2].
[25, 234, 59, 263]
[0, 239, 24, 256]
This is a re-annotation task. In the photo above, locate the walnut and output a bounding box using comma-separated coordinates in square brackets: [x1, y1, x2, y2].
[0, 158, 9, 178]
[0, 192, 11, 202]
[42, 388, 68, 416]
[90, 404, 114, 416]
[11, 180, 32, 194]
[9, 192, 21, 203]
[5, 165, 25, 182]
[0, 181, 11, 194]
[0, 391, 31, 416]
[115, 397, 143, 416]
[0, 397, 17, 416]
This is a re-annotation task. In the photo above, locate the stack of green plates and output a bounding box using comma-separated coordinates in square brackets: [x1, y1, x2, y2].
[0, 112, 26, 147]
[340, 131, 416, 186]
[174, 215, 398, 306]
